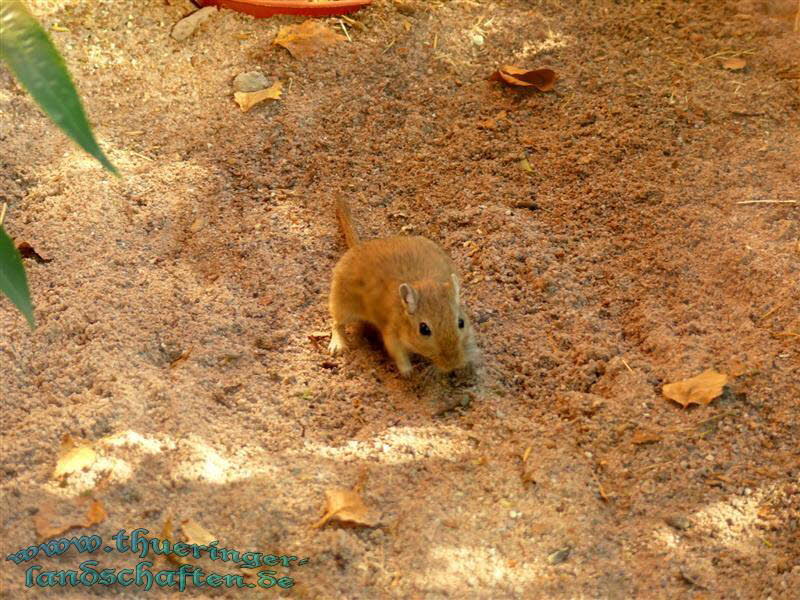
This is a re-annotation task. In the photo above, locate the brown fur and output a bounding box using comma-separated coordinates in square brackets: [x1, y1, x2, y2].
[329, 200, 476, 376]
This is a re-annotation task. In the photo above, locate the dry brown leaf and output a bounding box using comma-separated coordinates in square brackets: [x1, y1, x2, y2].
[161, 518, 186, 565]
[308, 330, 331, 350]
[631, 430, 662, 445]
[33, 501, 69, 540]
[722, 57, 747, 71]
[161, 517, 175, 543]
[273, 20, 345, 59]
[777, 67, 800, 80]
[757, 504, 775, 520]
[33, 498, 107, 541]
[16, 241, 52, 263]
[171, 6, 217, 42]
[169, 347, 192, 368]
[662, 370, 728, 407]
[478, 111, 506, 130]
[181, 519, 217, 546]
[234, 81, 283, 112]
[489, 66, 557, 91]
[54, 434, 97, 478]
[84, 499, 107, 526]
[597, 481, 609, 501]
[313, 487, 377, 528]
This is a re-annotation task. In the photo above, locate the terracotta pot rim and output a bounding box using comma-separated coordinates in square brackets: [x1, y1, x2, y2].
[198, 0, 374, 18]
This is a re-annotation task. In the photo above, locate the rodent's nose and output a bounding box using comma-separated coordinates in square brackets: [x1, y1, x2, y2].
[438, 352, 466, 372]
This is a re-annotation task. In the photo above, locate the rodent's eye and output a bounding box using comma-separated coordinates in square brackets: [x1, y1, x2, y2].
[458, 318, 465, 329]
[419, 322, 431, 336]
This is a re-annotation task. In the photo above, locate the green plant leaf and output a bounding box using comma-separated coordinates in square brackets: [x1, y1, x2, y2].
[0, 0, 118, 175]
[0, 226, 35, 329]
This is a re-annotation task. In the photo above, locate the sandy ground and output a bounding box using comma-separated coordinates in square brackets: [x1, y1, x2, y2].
[1, 0, 799, 598]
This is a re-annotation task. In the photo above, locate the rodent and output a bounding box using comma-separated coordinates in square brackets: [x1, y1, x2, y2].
[328, 198, 477, 376]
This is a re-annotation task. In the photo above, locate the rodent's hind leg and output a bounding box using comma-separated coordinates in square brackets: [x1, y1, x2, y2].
[383, 334, 412, 377]
[328, 323, 348, 355]
[328, 285, 356, 355]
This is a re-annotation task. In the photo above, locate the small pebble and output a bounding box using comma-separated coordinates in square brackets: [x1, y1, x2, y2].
[171, 6, 216, 41]
[233, 71, 270, 93]
[665, 515, 691, 531]
[547, 546, 571, 565]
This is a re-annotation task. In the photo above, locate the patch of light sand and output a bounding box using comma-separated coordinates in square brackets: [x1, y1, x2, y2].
[653, 487, 770, 554]
[408, 545, 557, 596]
[296, 425, 473, 465]
[41, 425, 474, 497]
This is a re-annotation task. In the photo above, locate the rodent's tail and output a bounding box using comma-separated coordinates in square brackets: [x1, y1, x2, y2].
[335, 198, 360, 248]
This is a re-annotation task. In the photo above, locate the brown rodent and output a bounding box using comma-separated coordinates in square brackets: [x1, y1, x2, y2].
[328, 199, 477, 376]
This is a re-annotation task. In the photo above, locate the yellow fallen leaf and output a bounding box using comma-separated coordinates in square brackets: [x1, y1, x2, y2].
[313, 487, 377, 528]
[161, 517, 175, 544]
[722, 57, 747, 71]
[181, 519, 217, 546]
[54, 434, 97, 478]
[84, 499, 107, 526]
[160, 518, 186, 565]
[274, 20, 345, 59]
[662, 370, 728, 407]
[631, 430, 662, 445]
[234, 81, 283, 112]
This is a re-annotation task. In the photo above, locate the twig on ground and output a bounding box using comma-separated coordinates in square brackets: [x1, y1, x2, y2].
[700, 49, 756, 62]
[795, 0, 800, 32]
[340, 16, 365, 31]
[339, 20, 352, 42]
[760, 301, 787, 321]
[736, 200, 797, 205]
[638, 460, 674, 473]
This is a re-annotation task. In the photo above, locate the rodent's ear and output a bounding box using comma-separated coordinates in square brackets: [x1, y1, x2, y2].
[450, 273, 460, 303]
[399, 283, 418, 315]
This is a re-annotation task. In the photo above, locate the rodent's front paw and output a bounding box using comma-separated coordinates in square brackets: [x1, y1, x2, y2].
[397, 364, 413, 378]
[328, 331, 347, 355]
